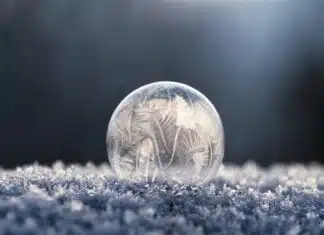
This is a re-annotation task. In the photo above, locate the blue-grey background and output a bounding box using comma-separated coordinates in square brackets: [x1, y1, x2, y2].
[0, 1, 323, 168]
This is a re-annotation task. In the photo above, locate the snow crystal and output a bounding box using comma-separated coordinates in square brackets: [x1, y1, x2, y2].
[0, 162, 323, 234]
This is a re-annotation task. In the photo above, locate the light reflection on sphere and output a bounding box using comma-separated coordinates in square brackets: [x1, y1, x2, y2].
[106, 81, 224, 184]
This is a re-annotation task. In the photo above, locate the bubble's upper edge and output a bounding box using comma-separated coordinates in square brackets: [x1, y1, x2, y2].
[106, 80, 224, 142]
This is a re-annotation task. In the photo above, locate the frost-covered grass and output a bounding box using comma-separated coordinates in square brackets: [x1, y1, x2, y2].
[0, 162, 323, 235]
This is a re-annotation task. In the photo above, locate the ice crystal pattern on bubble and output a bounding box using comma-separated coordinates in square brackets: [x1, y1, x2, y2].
[106, 82, 224, 184]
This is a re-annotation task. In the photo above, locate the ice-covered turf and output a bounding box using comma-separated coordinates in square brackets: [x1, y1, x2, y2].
[0, 162, 323, 235]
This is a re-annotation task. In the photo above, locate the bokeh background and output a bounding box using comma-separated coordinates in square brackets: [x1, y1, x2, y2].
[0, 1, 323, 168]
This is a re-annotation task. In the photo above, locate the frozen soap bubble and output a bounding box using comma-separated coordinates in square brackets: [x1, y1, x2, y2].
[106, 81, 224, 184]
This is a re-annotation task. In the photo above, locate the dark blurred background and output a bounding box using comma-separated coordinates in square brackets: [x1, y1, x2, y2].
[0, 1, 323, 168]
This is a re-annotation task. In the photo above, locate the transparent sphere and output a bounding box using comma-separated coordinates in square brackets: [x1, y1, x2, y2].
[106, 81, 224, 184]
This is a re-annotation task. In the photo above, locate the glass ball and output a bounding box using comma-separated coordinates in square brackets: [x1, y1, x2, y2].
[106, 81, 224, 184]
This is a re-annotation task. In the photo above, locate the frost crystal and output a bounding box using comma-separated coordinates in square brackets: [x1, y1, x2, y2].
[0, 162, 323, 234]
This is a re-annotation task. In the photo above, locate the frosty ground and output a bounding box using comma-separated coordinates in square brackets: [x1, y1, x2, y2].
[0, 162, 323, 235]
